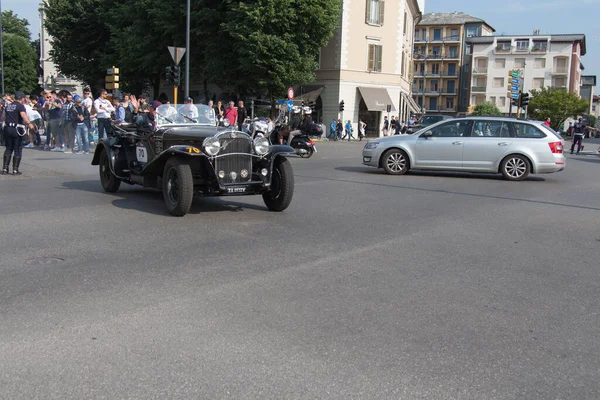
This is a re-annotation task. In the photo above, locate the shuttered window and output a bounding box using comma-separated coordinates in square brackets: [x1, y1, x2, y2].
[366, 0, 385, 25]
[368, 44, 382, 72]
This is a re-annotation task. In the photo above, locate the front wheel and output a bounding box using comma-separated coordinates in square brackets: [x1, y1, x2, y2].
[298, 147, 315, 158]
[162, 158, 194, 216]
[263, 158, 294, 211]
[501, 155, 530, 181]
[381, 149, 409, 175]
[99, 148, 121, 192]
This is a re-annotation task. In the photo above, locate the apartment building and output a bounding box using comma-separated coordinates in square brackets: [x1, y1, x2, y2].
[466, 34, 586, 114]
[38, 3, 85, 93]
[313, 0, 424, 137]
[580, 75, 597, 115]
[412, 12, 494, 115]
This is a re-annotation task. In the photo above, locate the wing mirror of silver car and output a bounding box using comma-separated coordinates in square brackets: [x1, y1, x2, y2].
[422, 131, 433, 138]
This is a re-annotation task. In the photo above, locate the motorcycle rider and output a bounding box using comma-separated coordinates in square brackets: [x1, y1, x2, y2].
[278, 106, 302, 145]
[3, 91, 36, 175]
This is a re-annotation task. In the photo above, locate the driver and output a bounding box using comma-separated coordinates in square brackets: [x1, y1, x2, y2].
[135, 100, 161, 132]
[278, 106, 301, 145]
[179, 97, 199, 121]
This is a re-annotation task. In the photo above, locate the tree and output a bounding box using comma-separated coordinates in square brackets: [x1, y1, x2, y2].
[43, 0, 117, 90]
[198, 0, 342, 113]
[1, 10, 32, 40]
[585, 114, 597, 128]
[2, 33, 38, 93]
[528, 87, 589, 131]
[471, 101, 503, 116]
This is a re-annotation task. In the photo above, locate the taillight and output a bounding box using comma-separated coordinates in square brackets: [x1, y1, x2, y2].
[309, 140, 315, 146]
[548, 142, 563, 154]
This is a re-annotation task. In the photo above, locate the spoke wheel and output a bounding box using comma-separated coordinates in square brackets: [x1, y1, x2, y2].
[99, 148, 121, 192]
[162, 158, 194, 216]
[501, 155, 530, 181]
[382, 149, 409, 175]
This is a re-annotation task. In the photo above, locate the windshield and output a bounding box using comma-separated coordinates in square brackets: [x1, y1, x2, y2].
[156, 104, 215, 125]
[419, 115, 446, 126]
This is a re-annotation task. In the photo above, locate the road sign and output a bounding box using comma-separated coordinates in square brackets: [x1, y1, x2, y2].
[168, 46, 186, 65]
[287, 102, 293, 112]
[106, 83, 119, 90]
[511, 78, 521, 85]
[287, 87, 295, 100]
[511, 86, 520, 91]
[510, 92, 520, 99]
[107, 67, 119, 75]
[511, 71, 521, 78]
[105, 75, 119, 83]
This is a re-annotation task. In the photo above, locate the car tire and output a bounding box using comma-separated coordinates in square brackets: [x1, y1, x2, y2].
[263, 157, 294, 211]
[99, 148, 121, 193]
[500, 154, 530, 181]
[381, 149, 409, 175]
[162, 158, 194, 216]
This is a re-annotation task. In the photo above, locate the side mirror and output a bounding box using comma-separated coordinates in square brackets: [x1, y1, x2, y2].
[422, 131, 433, 138]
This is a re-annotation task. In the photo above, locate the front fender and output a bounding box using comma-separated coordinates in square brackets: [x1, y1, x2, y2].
[141, 145, 208, 176]
[91, 139, 113, 165]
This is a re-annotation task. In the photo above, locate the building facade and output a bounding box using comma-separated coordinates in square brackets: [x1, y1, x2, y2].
[412, 12, 494, 115]
[580, 75, 596, 115]
[313, 0, 424, 137]
[38, 3, 84, 93]
[466, 34, 587, 114]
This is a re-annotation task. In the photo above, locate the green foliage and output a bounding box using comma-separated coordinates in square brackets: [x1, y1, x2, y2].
[585, 114, 597, 128]
[528, 87, 589, 131]
[471, 101, 503, 116]
[2, 33, 38, 93]
[1, 10, 32, 39]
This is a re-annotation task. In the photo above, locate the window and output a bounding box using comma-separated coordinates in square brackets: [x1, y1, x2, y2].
[368, 44, 382, 72]
[403, 12, 407, 34]
[430, 80, 439, 91]
[515, 40, 529, 51]
[553, 77, 567, 88]
[472, 121, 511, 137]
[554, 57, 568, 73]
[533, 78, 544, 89]
[495, 58, 506, 68]
[593, 105, 596, 112]
[512, 122, 546, 138]
[449, 46, 458, 58]
[498, 97, 506, 107]
[534, 58, 546, 68]
[532, 40, 548, 52]
[427, 120, 473, 137]
[450, 28, 459, 41]
[366, 0, 384, 25]
[429, 98, 438, 110]
[490, 96, 496, 105]
[466, 27, 477, 37]
[401, 51, 405, 77]
[433, 29, 441, 40]
[514, 58, 526, 68]
[446, 97, 455, 109]
[493, 77, 504, 88]
[431, 64, 440, 75]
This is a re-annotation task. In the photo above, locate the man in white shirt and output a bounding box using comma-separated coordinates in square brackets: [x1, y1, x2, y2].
[93, 89, 115, 140]
[24, 97, 42, 148]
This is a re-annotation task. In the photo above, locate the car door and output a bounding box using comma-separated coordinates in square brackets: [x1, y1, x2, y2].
[413, 120, 473, 169]
[462, 120, 514, 171]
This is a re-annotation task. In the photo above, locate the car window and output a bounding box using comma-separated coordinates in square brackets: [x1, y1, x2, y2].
[427, 120, 472, 137]
[471, 121, 512, 138]
[512, 122, 547, 138]
[421, 116, 445, 125]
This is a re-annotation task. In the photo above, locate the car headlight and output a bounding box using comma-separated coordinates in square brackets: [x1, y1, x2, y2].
[254, 136, 270, 155]
[364, 142, 379, 150]
[203, 137, 221, 156]
[222, 119, 230, 127]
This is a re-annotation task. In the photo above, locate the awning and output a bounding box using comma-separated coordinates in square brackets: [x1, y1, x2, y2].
[403, 92, 422, 114]
[358, 87, 396, 112]
[294, 85, 324, 103]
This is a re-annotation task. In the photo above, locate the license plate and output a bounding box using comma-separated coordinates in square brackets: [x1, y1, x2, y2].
[227, 186, 247, 194]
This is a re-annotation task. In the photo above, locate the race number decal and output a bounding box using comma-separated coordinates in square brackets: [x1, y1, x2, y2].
[136, 146, 148, 163]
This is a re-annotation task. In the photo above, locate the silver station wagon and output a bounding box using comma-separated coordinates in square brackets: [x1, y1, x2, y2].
[362, 117, 566, 181]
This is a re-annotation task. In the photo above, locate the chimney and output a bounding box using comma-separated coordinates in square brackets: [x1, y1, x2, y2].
[533, 29, 540, 36]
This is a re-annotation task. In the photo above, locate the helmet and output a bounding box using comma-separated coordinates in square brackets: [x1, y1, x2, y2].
[303, 106, 312, 115]
[291, 106, 302, 114]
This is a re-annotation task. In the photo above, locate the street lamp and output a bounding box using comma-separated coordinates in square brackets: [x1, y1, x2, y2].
[184, 0, 190, 98]
[1, 0, 5, 95]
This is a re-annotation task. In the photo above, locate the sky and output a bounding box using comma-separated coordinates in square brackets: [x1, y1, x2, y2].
[4, 0, 600, 83]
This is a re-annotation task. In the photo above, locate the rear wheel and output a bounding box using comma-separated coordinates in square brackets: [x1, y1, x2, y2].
[263, 158, 294, 211]
[501, 155, 530, 181]
[162, 158, 194, 216]
[381, 149, 409, 175]
[99, 148, 121, 192]
[298, 147, 314, 158]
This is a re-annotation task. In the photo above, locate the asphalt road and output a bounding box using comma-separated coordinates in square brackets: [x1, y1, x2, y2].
[1, 140, 599, 399]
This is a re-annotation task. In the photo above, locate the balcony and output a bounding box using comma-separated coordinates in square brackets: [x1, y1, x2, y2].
[445, 35, 461, 43]
[442, 71, 458, 78]
[472, 68, 488, 75]
[441, 88, 457, 95]
[425, 89, 441, 96]
[415, 37, 427, 43]
[552, 68, 568, 75]
[471, 86, 487, 93]
[531, 45, 548, 53]
[494, 45, 511, 54]
[425, 72, 441, 78]
[427, 53, 443, 60]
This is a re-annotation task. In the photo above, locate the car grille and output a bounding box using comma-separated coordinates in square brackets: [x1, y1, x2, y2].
[214, 133, 253, 184]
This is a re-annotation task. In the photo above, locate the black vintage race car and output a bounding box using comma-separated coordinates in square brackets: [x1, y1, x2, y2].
[91, 103, 295, 216]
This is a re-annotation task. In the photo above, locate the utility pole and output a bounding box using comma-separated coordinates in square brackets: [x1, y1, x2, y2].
[184, 0, 190, 98]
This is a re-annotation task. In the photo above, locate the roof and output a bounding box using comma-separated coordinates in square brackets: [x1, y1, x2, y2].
[418, 12, 494, 30]
[466, 34, 586, 55]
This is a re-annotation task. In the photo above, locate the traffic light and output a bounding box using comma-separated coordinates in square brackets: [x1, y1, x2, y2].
[165, 66, 173, 85]
[172, 65, 180, 86]
[339, 100, 345, 112]
[511, 98, 519, 107]
[519, 92, 530, 108]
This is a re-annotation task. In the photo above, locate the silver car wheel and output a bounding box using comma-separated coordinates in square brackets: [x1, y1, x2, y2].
[386, 152, 406, 173]
[505, 157, 527, 178]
